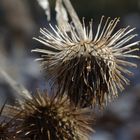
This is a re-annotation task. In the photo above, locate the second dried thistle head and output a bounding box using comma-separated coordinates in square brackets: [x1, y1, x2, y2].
[9, 92, 94, 140]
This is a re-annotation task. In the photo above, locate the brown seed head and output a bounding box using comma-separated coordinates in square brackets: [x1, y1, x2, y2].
[14, 92, 94, 140]
[32, 16, 140, 107]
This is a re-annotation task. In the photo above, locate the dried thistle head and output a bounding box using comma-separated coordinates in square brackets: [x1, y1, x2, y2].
[0, 102, 16, 140]
[14, 91, 94, 140]
[32, 16, 140, 107]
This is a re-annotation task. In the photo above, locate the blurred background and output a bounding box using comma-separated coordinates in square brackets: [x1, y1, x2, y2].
[0, 0, 140, 140]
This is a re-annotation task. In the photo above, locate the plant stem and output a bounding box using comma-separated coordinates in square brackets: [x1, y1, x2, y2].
[63, 0, 85, 39]
[0, 69, 32, 101]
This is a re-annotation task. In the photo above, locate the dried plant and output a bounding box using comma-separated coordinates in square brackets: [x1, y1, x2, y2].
[32, 16, 139, 107]
[0, 0, 139, 140]
[12, 91, 94, 140]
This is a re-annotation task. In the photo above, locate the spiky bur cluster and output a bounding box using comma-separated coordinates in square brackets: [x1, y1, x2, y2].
[32, 16, 140, 107]
[11, 92, 94, 140]
[0, 102, 16, 140]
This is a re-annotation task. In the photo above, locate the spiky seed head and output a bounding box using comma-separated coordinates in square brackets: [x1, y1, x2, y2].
[32, 16, 140, 107]
[14, 92, 94, 140]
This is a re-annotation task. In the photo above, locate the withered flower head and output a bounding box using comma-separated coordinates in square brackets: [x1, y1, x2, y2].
[15, 92, 94, 140]
[32, 16, 140, 107]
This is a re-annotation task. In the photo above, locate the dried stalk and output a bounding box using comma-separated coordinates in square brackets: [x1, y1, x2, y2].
[0, 69, 32, 101]
[63, 0, 85, 39]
